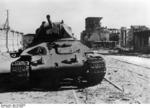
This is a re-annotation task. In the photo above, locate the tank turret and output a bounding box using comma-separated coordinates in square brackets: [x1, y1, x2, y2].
[33, 14, 73, 45]
[9, 15, 74, 58]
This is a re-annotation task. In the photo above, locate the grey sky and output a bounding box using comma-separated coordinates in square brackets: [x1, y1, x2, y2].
[0, 0, 149, 39]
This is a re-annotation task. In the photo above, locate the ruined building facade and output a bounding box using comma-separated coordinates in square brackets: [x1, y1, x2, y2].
[80, 17, 119, 49]
[133, 26, 150, 52]
[80, 17, 102, 47]
[120, 25, 150, 53]
[0, 28, 23, 52]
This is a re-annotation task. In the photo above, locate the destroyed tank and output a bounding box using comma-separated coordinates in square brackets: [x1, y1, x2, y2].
[10, 15, 106, 89]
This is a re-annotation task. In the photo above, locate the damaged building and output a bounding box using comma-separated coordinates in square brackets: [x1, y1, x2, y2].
[119, 25, 150, 53]
[80, 17, 102, 47]
[133, 29, 150, 53]
[120, 27, 133, 49]
[80, 17, 119, 49]
[0, 28, 23, 52]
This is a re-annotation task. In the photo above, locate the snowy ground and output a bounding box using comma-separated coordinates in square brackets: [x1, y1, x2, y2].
[104, 56, 150, 103]
[108, 55, 150, 69]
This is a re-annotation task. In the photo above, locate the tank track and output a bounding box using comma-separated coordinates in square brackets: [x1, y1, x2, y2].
[85, 57, 106, 85]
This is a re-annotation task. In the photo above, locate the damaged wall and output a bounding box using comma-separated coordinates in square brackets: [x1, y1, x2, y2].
[0, 29, 23, 52]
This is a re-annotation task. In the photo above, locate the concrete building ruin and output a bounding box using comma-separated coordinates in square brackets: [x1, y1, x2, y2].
[0, 28, 23, 52]
[119, 25, 150, 53]
[133, 30, 150, 53]
[80, 17, 119, 49]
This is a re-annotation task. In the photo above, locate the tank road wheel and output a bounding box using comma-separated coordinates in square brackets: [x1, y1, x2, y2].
[10, 74, 30, 90]
[41, 70, 61, 90]
[29, 71, 61, 90]
[29, 72, 40, 88]
[85, 57, 106, 85]
[50, 70, 61, 90]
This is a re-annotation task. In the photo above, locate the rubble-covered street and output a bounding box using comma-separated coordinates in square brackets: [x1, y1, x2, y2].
[0, 53, 149, 104]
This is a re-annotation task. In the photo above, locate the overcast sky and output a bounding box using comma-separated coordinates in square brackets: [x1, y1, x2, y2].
[0, 0, 150, 39]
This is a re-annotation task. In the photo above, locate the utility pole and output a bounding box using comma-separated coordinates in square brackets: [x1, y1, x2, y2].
[4, 10, 10, 52]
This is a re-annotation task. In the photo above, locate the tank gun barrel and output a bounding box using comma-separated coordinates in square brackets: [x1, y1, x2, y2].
[46, 15, 52, 29]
